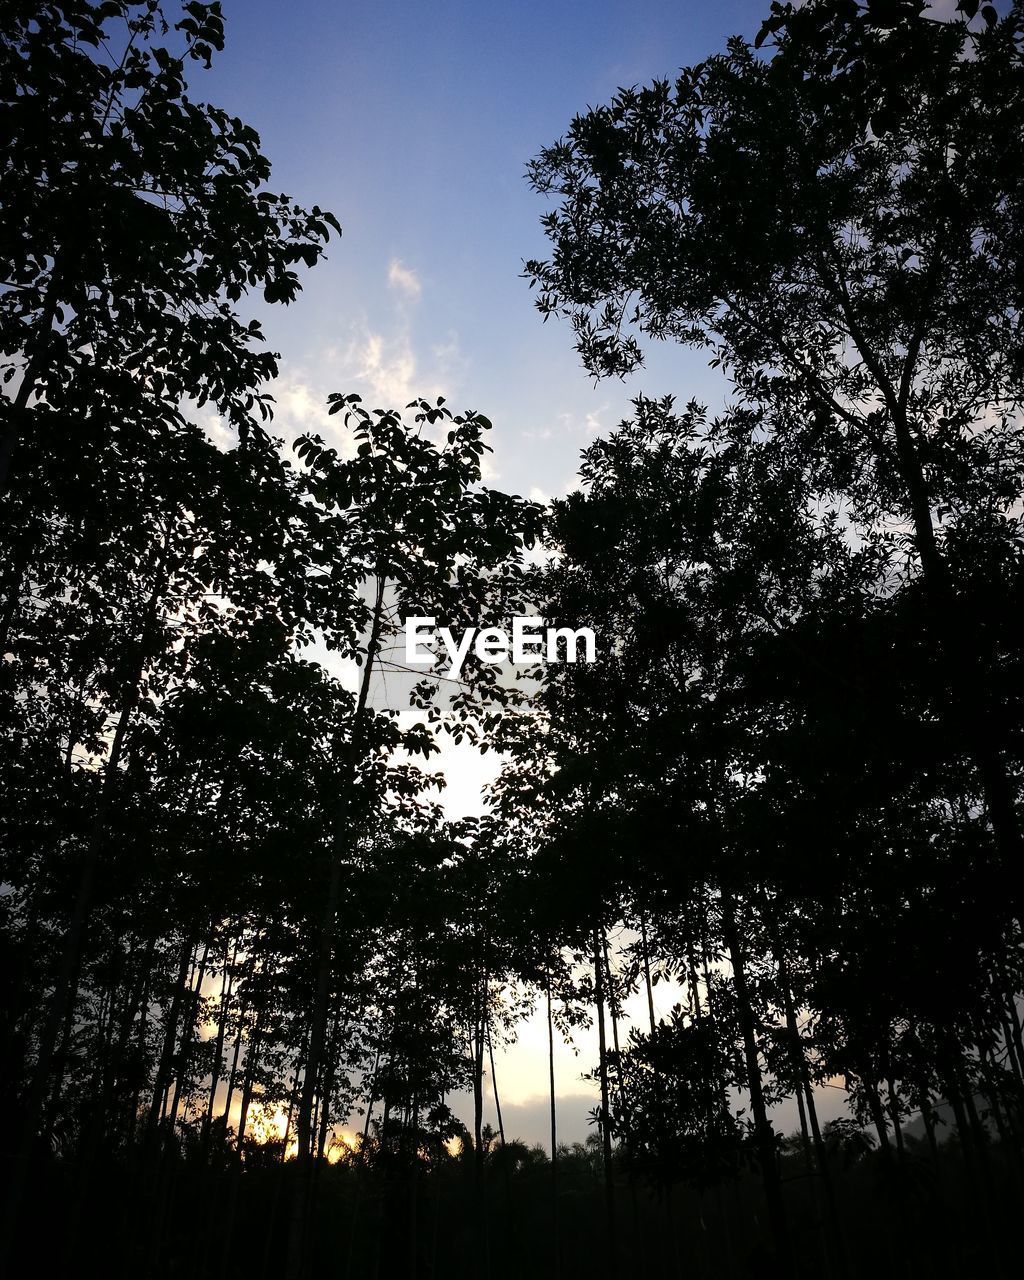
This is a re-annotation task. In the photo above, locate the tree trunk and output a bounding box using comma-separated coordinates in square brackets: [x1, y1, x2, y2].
[887, 1076, 905, 1159]
[219, 1000, 269, 1274]
[546, 962, 559, 1280]
[167, 938, 212, 1133]
[640, 915, 657, 1035]
[145, 937, 194, 1140]
[776, 946, 847, 1279]
[315, 1011, 343, 1161]
[201, 938, 236, 1153]
[592, 926, 617, 1277]
[721, 894, 791, 1270]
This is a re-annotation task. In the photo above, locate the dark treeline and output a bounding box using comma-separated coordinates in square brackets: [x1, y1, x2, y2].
[2, 2, 1024, 1278]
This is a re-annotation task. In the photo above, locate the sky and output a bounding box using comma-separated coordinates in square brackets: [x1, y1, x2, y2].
[192, 0, 847, 1148]
[196, 0, 764, 500]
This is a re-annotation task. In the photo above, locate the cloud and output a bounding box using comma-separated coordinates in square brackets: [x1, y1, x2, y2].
[447, 1090, 600, 1151]
[345, 329, 420, 405]
[256, 372, 360, 461]
[388, 258, 422, 300]
[420, 731, 503, 821]
[553, 405, 608, 438]
[326, 322, 463, 412]
[194, 406, 232, 451]
[290, 254, 464, 416]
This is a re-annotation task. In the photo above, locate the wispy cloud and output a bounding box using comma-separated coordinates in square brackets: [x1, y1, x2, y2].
[387, 258, 422, 300]
[551, 405, 608, 438]
[345, 329, 420, 405]
[264, 372, 360, 459]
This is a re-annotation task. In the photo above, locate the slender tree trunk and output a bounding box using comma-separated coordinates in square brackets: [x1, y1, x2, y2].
[603, 932, 645, 1271]
[201, 939, 235, 1152]
[220, 1003, 246, 1130]
[235, 1005, 267, 1154]
[887, 1076, 905, 1159]
[343, 1044, 381, 1280]
[408, 1092, 420, 1280]
[546, 962, 559, 1280]
[601, 933, 628, 1127]
[775, 946, 846, 1276]
[721, 894, 791, 1270]
[138, 937, 209, 1277]
[978, 1045, 1024, 1189]
[863, 1075, 892, 1162]
[1006, 994, 1024, 1084]
[919, 1085, 940, 1161]
[218, 1000, 269, 1275]
[640, 915, 657, 1036]
[486, 1020, 506, 1152]
[146, 937, 194, 1139]
[487, 1018, 512, 1221]
[999, 1009, 1024, 1093]
[473, 1017, 485, 1173]
[167, 939, 212, 1133]
[315, 1011, 343, 1161]
[794, 1080, 813, 1168]
[592, 926, 617, 1277]
[126, 962, 155, 1149]
[471, 983, 489, 1279]
[60, 955, 122, 1265]
[107, 935, 155, 1139]
[362, 1046, 380, 1149]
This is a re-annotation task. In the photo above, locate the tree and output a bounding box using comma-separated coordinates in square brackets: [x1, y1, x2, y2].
[0, 0, 342, 1255]
[0, 0, 339, 498]
[500, 386, 1024, 1274]
[284, 395, 542, 1279]
[525, 0, 1024, 894]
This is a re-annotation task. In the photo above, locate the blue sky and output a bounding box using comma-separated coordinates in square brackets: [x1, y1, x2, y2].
[197, 0, 770, 504]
